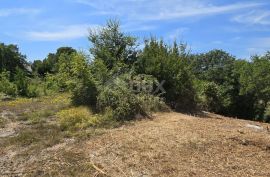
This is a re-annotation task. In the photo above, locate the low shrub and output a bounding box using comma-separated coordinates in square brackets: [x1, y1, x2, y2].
[56, 107, 99, 131]
[26, 83, 40, 98]
[97, 75, 168, 120]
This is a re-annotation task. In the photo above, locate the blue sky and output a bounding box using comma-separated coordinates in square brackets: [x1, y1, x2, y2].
[0, 0, 270, 61]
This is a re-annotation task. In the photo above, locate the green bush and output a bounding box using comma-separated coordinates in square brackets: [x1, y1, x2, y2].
[70, 53, 98, 106]
[26, 83, 39, 98]
[136, 38, 197, 112]
[0, 71, 17, 96]
[14, 68, 29, 96]
[97, 75, 167, 120]
[71, 78, 98, 106]
[201, 81, 223, 113]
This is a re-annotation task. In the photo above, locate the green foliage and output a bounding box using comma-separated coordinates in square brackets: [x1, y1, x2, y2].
[26, 83, 39, 98]
[90, 58, 109, 85]
[237, 53, 270, 120]
[136, 38, 197, 112]
[97, 74, 167, 120]
[0, 43, 28, 77]
[70, 53, 98, 106]
[0, 69, 41, 98]
[57, 107, 99, 131]
[192, 50, 235, 84]
[200, 81, 223, 113]
[14, 68, 29, 96]
[89, 19, 137, 69]
[2, 20, 270, 123]
[71, 77, 97, 106]
[21, 109, 55, 124]
[0, 70, 17, 96]
[32, 47, 77, 76]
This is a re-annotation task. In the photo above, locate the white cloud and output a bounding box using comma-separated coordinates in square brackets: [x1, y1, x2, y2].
[139, 2, 263, 21]
[74, 0, 262, 21]
[0, 8, 41, 17]
[25, 24, 99, 41]
[232, 10, 270, 25]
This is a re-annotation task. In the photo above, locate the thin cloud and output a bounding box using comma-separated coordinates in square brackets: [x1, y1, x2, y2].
[232, 10, 270, 25]
[140, 3, 262, 21]
[25, 24, 99, 41]
[0, 8, 41, 17]
[74, 0, 262, 21]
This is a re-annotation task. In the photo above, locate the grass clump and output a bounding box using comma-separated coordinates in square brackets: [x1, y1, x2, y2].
[0, 97, 32, 107]
[57, 106, 100, 131]
[4, 124, 63, 149]
[20, 109, 56, 124]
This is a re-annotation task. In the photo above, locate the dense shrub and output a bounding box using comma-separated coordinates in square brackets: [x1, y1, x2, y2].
[97, 75, 167, 120]
[14, 68, 29, 96]
[69, 53, 98, 106]
[71, 77, 97, 106]
[0, 71, 17, 96]
[136, 39, 197, 112]
[200, 82, 223, 113]
[26, 83, 39, 98]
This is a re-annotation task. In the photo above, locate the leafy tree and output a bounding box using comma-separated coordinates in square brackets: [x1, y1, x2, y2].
[70, 53, 98, 106]
[191, 50, 240, 115]
[136, 38, 197, 112]
[0, 43, 28, 78]
[89, 20, 137, 69]
[239, 53, 270, 121]
[191, 50, 235, 84]
[32, 47, 77, 76]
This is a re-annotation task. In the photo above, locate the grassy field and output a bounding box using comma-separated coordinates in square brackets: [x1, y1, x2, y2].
[0, 94, 270, 176]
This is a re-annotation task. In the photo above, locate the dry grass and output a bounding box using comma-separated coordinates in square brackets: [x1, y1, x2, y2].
[73, 112, 270, 177]
[1, 94, 270, 176]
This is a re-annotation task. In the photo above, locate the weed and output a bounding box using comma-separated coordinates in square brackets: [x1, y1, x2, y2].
[5, 124, 63, 149]
[57, 106, 100, 131]
[20, 109, 56, 124]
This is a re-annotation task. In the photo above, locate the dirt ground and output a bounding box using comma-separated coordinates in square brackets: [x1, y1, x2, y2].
[0, 96, 270, 177]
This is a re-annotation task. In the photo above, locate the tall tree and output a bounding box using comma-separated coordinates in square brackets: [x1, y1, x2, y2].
[32, 47, 77, 76]
[0, 43, 28, 78]
[88, 19, 137, 69]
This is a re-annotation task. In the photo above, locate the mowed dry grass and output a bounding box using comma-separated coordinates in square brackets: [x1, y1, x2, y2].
[76, 112, 270, 177]
[1, 109, 270, 176]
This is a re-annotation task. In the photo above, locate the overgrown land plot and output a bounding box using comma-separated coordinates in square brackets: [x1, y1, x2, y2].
[0, 96, 270, 176]
[1, 20, 270, 176]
